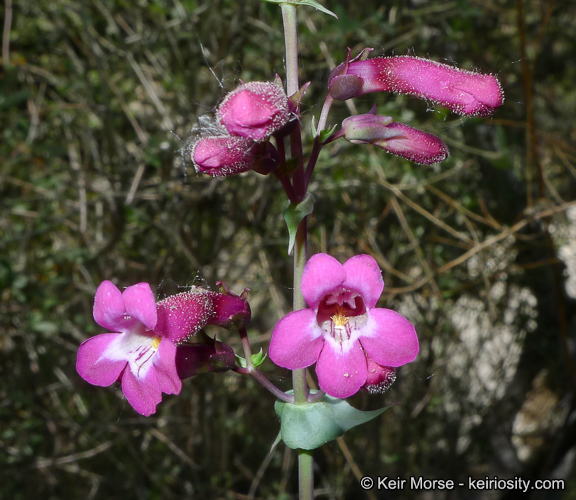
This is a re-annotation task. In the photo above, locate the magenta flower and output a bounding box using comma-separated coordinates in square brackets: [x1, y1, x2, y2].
[76, 281, 192, 416]
[362, 356, 397, 394]
[218, 81, 290, 141]
[337, 110, 449, 165]
[76, 280, 249, 416]
[269, 254, 419, 398]
[191, 135, 258, 177]
[329, 51, 504, 117]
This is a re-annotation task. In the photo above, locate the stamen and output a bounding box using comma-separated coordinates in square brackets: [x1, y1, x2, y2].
[151, 335, 162, 350]
[331, 306, 349, 327]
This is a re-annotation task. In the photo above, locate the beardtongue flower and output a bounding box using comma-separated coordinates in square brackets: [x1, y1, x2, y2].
[191, 136, 279, 177]
[269, 254, 419, 399]
[76, 281, 189, 416]
[362, 356, 397, 394]
[336, 109, 449, 165]
[77, 281, 250, 416]
[191, 135, 258, 177]
[329, 50, 504, 117]
[218, 81, 291, 141]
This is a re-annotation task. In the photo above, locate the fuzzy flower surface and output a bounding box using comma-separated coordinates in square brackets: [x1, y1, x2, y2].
[337, 109, 449, 165]
[218, 81, 290, 141]
[77, 282, 183, 415]
[191, 135, 258, 177]
[76, 281, 220, 416]
[269, 254, 419, 398]
[329, 51, 504, 117]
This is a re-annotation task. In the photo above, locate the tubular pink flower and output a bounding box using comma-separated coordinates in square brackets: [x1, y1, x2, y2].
[155, 289, 215, 344]
[269, 254, 419, 399]
[77, 281, 183, 416]
[362, 357, 397, 394]
[218, 81, 290, 141]
[340, 111, 449, 165]
[77, 281, 249, 416]
[191, 135, 258, 177]
[329, 54, 504, 117]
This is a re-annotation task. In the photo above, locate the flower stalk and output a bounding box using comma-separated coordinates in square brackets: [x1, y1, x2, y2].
[281, 4, 314, 499]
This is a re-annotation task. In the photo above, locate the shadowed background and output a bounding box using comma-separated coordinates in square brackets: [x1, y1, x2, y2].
[1, 0, 576, 498]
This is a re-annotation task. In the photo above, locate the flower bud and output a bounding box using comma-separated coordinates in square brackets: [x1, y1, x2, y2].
[329, 54, 504, 117]
[218, 81, 290, 141]
[340, 112, 449, 165]
[209, 282, 251, 329]
[362, 357, 397, 394]
[191, 135, 257, 177]
[175, 338, 236, 379]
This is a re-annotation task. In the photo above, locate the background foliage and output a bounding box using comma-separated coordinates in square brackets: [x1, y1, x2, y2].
[2, 0, 576, 498]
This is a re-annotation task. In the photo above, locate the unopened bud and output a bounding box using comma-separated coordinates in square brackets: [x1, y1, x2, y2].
[191, 135, 258, 177]
[340, 112, 449, 165]
[218, 82, 290, 141]
[329, 53, 504, 117]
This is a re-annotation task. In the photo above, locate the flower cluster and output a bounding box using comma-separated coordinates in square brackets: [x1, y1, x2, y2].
[326, 49, 504, 164]
[269, 254, 419, 398]
[189, 81, 291, 177]
[77, 281, 249, 416]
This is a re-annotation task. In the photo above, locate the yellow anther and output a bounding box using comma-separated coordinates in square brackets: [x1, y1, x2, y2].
[151, 335, 162, 350]
[331, 306, 349, 327]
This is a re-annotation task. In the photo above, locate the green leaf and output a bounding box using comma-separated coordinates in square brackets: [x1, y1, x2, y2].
[235, 354, 247, 368]
[283, 193, 315, 255]
[319, 123, 339, 143]
[275, 393, 394, 450]
[250, 349, 267, 368]
[260, 0, 338, 19]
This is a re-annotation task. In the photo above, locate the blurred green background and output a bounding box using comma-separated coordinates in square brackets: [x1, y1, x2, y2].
[2, 0, 576, 498]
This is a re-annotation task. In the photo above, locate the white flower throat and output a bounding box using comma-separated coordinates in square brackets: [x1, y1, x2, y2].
[318, 288, 368, 348]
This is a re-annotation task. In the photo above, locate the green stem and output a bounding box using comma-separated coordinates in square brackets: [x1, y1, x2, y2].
[298, 450, 314, 499]
[281, 4, 314, 498]
[293, 218, 313, 500]
[281, 3, 299, 96]
[292, 218, 309, 403]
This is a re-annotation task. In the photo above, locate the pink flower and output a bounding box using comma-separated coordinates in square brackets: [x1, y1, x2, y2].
[362, 356, 397, 394]
[329, 51, 504, 117]
[76, 281, 249, 416]
[190, 135, 279, 177]
[191, 135, 258, 177]
[76, 281, 190, 416]
[269, 254, 419, 398]
[218, 81, 290, 141]
[338, 110, 449, 165]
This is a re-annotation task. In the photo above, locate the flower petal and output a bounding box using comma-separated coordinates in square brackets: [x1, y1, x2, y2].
[360, 309, 419, 367]
[93, 281, 130, 332]
[269, 309, 324, 369]
[316, 340, 368, 398]
[123, 283, 157, 331]
[153, 338, 182, 395]
[301, 254, 346, 310]
[342, 254, 384, 308]
[76, 334, 127, 386]
[156, 290, 215, 343]
[121, 367, 162, 416]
